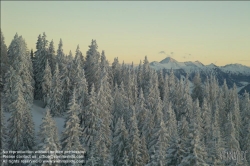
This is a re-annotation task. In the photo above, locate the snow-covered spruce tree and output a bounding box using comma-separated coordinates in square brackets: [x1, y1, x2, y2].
[84, 39, 100, 92]
[180, 119, 208, 166]
[192, 99, 203, 135]
[163, 73, 169, 99]
[240, 91, 250, 151]
[56, 38, 66, 73]
[207, 103, 225, 166]
[141, 56, 151, 99]
[41, 59, 52, 108]
[82, 85, 100, 156]
[157, 70, 165, 100]
[61, 88, 84, 157]
[1, 30, 8, 89]
[112, 117, 129, 166]
[7, 33, 19, 64]
[191, 72, 203, 106]
[141, 106, 154, 149]
[100, 50, 109, 73]
[38, 108, 61, 152]
[48, 40, 56, 75]
[201, 98, 212, 147]
[120, 61, 127, 84]
[7, 34, 34, 105]
[140, 135, 149, 165]
[98, 64, 113, 115]
[218, 89, 228, 138]
[165, 109, 185, 166]
[85, 154, 98, 166]
[49, 63, 63, 116]
[229, 86, 241, 142]
[75, 45, 85, 67]
[2, 66, 17, 112]
[166, 133, 185, 166]
[203, 76, 210, 102]
[164, 102, 178, 138]
[34, 32, 49, 100]
[123, 68, 137, 123]
[23, 102, 36, 150]
[112, 82, 129, 129]
[166, 116, 189, 165]
[96, 71, 113, 151]
[8, 75, 35, 151]
[0, 108, 7, 166]
[128, 65, 138, 106]
[67, 50, 73, 62]
[86, 119, 112, 166]
[30, 48, 34, 67]
[224, 112, 240, 151]
[147, 104, 169, 165]
[73, 59, 88, 115]
[111, 57, 121, 86]
[0, 104, 7, 152]
[61, 62, 72, 112]
[71, 45, 83, 84]
[220, 80, 230, 118]
[181, 76, 194, 122]
[245, 120, 250, 165]
[146, 70, 161, 113]
[223, 112, 241, 166]
[208, 75, 220, 112]
[168, 69, 178, 102]
[167, 70, 185, 121]
[127, 110, 143, 166]
[136, 60, 143, 94]
[175, 78, 187, 120]
[112, 83, 122, 129]
[121, 150, 130, 166]
[136, 88, 150, 136]
[178, 115, 190, 145]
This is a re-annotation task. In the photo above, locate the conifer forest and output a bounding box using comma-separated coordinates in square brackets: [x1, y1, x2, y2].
[1, 31, 250, 166]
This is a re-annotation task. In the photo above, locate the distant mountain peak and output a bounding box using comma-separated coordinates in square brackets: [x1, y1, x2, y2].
[160, 57, 177, 64]
[150, 57, 250, 76]
[194, 60, 204, 66]
[207, 63, 218, 68]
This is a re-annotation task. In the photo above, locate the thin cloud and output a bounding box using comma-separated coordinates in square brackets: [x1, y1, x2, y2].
[159, 51, 167, 55]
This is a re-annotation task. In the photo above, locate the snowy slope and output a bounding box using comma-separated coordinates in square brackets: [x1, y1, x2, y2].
[4, 100, 65, 139]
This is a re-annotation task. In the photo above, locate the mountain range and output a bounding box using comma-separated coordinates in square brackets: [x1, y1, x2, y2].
[150, 57, 250, 95]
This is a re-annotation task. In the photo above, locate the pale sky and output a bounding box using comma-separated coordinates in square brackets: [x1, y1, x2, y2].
[1, 1, 250, 66]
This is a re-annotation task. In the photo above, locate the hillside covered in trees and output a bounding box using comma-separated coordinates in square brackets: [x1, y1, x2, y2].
[1, 31, 250, 166]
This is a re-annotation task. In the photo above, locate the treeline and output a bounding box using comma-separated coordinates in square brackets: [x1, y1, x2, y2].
[1, 31, 250, 166]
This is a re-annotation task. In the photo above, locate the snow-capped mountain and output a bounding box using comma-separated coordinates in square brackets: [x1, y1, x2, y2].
[150, 57, 250, 93]
[150, 56, 250, 76]
[220, 64, 250, 76]
[184, 61, 204, 68]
